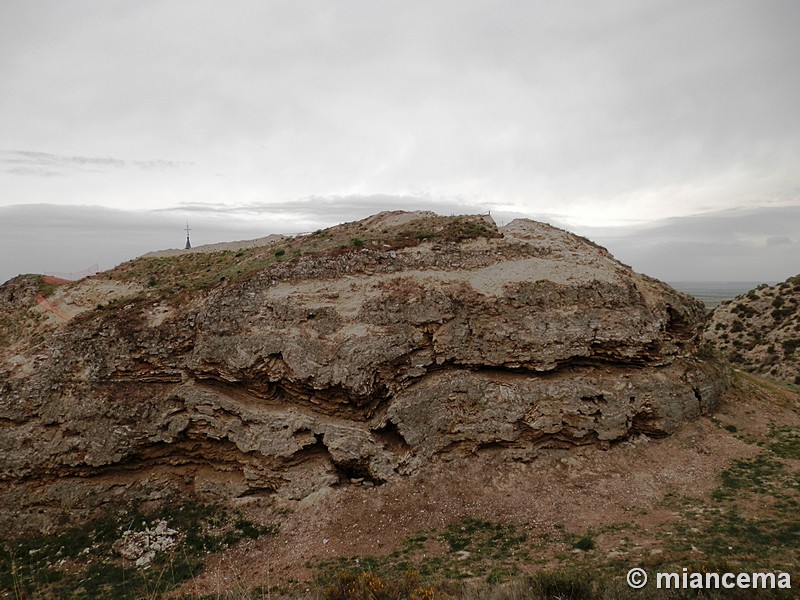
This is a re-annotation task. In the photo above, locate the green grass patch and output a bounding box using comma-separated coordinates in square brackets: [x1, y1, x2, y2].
[315, 518, 530, 588]
[712, 454, 789, 500]
[36, 276, 59, 298]
[0, 502, 277, 599]
[767, 424, 800, 459]
[98, 214, 503, 306]
[663, 417, 800, 578]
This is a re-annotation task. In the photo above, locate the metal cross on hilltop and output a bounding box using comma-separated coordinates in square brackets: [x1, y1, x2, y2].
[184, 222, 192, 250]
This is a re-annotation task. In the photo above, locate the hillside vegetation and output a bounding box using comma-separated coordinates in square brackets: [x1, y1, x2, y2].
[103, 212, 500, 297]
[705, 275, 800, 384]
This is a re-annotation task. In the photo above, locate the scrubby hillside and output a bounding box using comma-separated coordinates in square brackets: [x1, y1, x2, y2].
[705, 275, 800, 384]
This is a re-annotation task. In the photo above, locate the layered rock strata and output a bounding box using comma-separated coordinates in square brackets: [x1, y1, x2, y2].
[0, 212, 727, 529]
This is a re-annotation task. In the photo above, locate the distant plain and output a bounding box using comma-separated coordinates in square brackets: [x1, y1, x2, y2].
[669, 281, 780, 309]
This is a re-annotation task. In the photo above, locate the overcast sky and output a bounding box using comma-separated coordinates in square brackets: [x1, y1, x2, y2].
[1, 1, 799, 284]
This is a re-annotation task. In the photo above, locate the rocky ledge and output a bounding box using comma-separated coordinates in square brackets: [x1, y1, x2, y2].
[0, 211, 727, 531]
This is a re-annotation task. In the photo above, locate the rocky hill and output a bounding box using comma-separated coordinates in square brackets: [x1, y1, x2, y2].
[1, 211, 726, 524]
[705, 275, 800, 384]
[0, 211, 743, 596]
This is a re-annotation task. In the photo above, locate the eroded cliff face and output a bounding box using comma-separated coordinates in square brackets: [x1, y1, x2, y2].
[0, 212, 727, 531]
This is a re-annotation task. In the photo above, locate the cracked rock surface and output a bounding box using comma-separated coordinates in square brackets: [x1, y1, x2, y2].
[0, 212, 728, 532]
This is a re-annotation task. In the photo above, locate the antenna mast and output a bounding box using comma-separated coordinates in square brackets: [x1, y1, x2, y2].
[184, 222, 192, 250]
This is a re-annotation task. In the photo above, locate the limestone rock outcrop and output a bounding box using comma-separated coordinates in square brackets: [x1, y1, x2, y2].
[0, 212, 727, 530]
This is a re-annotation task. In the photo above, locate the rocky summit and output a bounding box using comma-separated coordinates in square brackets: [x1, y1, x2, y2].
[0, 211, 727, 532]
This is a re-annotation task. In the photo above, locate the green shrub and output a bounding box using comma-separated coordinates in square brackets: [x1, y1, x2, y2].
[782, 338, 800, 355]
[322, 570, 439, 600]
[523, 570, 594, 600]
[571, 535, 595, 551]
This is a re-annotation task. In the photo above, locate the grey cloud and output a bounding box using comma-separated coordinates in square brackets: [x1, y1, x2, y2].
[641, 206, 800, 242]
[0, 151, 192, 176]
[1, 1, 798, 214]
[767, 236, 793, 247]
[5, 167, 64, 177]
[2, 151, 126, 169]
[161, 195, 495, 229]
[132, 160, 195, 170]
[580, 205, 800, 281]
[244, 195, 491, 222]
